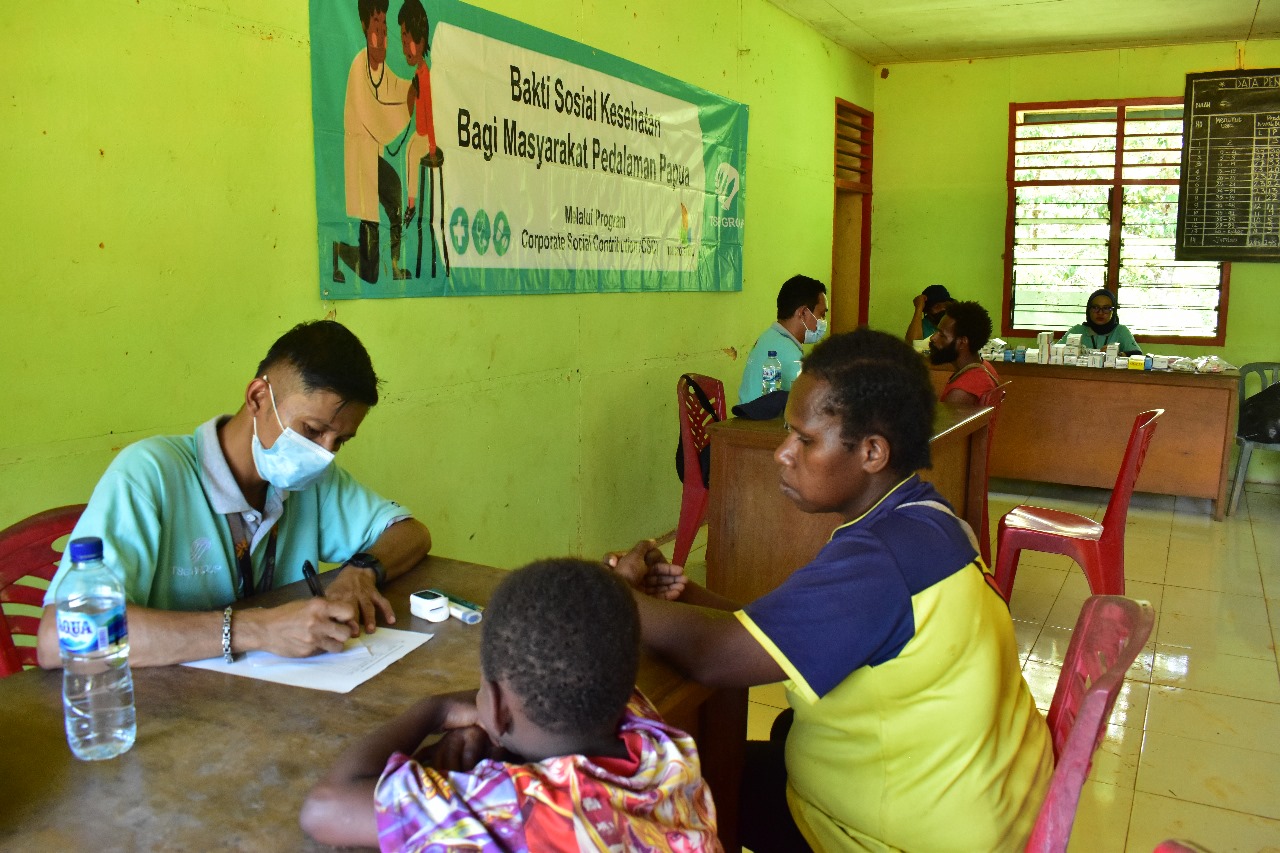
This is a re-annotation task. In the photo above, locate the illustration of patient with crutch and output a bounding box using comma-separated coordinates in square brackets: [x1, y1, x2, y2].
[398, 0, 450, 278]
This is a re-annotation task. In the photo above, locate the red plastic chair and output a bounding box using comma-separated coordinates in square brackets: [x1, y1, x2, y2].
[673, 374, 726, 567]
[0, 504, 85, 676]
[994, 409, 1163, 600]
[1026, 595, 1155, 852]
[975, 380, 1011, 567]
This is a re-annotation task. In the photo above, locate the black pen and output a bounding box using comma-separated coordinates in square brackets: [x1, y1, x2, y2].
[302, 561, 324, 598]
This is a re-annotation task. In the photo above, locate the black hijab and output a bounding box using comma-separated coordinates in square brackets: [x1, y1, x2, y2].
[1084, 288, 1119, 336]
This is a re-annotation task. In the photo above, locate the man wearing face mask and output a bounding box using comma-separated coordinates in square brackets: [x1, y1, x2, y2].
[36, 321, 433, 669]
[905, 284, 952, 347]
[737, 275, 828, 406]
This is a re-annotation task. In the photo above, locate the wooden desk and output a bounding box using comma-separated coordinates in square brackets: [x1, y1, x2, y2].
[706, 403, 991, 603]
[929, 362, 1239, 520]
[0, 557, 746, 851]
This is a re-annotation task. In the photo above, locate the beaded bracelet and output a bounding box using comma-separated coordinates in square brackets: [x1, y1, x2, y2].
[222, 606, 234, 663]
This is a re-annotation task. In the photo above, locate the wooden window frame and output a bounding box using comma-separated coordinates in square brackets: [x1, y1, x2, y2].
[1001, 97, 1230, 347]
[834, 97, 873, 326]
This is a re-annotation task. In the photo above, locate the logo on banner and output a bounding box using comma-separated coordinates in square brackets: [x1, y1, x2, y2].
[450, 208, 470, 254]
[714, 162, 740, 211]
[493, 212, 512, 256]
[448, 208, 512, 256]
[472, 209, 492, 255]
[711, 161, 744, 229]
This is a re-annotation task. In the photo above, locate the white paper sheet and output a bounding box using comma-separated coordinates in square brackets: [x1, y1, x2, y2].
[183, 627, 432, 693]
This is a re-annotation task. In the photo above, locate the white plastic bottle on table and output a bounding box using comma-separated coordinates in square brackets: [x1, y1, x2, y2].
[56, 536, 136, 760]
[762, 350, 783, 394]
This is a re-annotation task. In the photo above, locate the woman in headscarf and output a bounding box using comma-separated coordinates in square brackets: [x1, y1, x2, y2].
[1059, 288, 1142, 354]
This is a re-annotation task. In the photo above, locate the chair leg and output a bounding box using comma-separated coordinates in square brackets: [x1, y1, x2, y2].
[992, 534, 1020, 602]
[1076, 543, 1123, 597]
[416, 160, 426, 279]
[427, 163, 437, 278]
[438, 164, 451, 276]
[673, 487, 709, 568]
[979, 502, 992, 568]
[1228, 441, 1253, 516]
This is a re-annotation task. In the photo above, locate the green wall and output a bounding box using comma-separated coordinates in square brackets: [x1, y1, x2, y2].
[869, 41, 1280, 484]
[0, 0, 873, 564]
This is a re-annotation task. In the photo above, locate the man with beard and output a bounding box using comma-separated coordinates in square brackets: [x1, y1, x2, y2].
[904, 283, 952, 346]
[929, 300, 999, 405]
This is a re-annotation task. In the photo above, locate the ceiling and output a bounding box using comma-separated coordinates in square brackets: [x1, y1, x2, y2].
[767, 0, 1280, 64]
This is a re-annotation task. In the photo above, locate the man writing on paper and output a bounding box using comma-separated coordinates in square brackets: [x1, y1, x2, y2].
[37, 321, 433, 668]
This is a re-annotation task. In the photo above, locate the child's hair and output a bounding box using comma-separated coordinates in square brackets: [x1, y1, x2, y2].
[397, 0, 429, 46]
[481, 558, 639, 735]
[802, 327, 936, 476]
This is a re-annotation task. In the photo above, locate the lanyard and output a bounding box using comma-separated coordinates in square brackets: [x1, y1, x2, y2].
[1084, 329, 1116, 349]
[226, 514, 278, 600]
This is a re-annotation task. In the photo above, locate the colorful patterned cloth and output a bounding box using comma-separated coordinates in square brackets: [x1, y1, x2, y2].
[375, 692, 721, 852]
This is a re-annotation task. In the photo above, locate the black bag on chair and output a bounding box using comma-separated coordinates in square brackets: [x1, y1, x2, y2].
[1240, 382, 1280, 443]
[675, 375, 720, 489]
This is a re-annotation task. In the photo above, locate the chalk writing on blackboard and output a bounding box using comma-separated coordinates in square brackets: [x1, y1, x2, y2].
[1177, 69, 1280, 261]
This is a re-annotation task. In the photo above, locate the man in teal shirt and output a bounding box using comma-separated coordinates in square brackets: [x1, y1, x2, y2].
[738, 275, 828, 405]
[38, 321, 433, 668]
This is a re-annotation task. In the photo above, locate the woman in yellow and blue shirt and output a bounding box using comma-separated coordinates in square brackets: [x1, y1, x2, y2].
[612, 328, 1053, 852]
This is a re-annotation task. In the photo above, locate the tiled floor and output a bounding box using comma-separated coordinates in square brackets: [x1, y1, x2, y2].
[678, 479, 1280, 852]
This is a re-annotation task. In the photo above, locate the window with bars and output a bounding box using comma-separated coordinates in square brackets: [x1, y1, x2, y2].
[1004, 99, 1228, 345]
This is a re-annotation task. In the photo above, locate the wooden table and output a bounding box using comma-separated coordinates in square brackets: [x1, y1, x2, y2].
[929, 362, 1239, 520]
[706, 403, 991, 603]
[0, 557, 746, 852]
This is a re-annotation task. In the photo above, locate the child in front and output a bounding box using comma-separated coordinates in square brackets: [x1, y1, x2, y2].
[300, 557, 721, 851]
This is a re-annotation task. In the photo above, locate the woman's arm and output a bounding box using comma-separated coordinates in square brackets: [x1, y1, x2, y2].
[610, 541, 785, 687]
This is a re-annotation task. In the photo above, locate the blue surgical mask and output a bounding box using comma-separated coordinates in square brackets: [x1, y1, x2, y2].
[250, 381, 335, 492]
[802, 312, 828, 345]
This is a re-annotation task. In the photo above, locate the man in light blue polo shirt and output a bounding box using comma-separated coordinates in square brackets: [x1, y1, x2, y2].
[38, 320, 433, 668]
[737, 275, 828, 406]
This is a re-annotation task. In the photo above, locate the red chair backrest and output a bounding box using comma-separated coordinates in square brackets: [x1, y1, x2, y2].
[975, 381, 1011, 565]
[1098, 409, 1163, 543]
[978, 380, 1010, 435]
[0, 504, 86, 676]
[1027, 595, 1155, 852]
[678, 374, 726, 489]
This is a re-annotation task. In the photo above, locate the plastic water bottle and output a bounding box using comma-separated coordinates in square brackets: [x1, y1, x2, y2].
[762, 350, 783, 394]
[56, 537, 136, 761]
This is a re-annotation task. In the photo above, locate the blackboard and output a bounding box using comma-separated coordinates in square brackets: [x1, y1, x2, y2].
[1177, 68, 1280, 261]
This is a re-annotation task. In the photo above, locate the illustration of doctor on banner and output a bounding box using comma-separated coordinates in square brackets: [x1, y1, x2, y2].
[310, 0, 747, 299]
